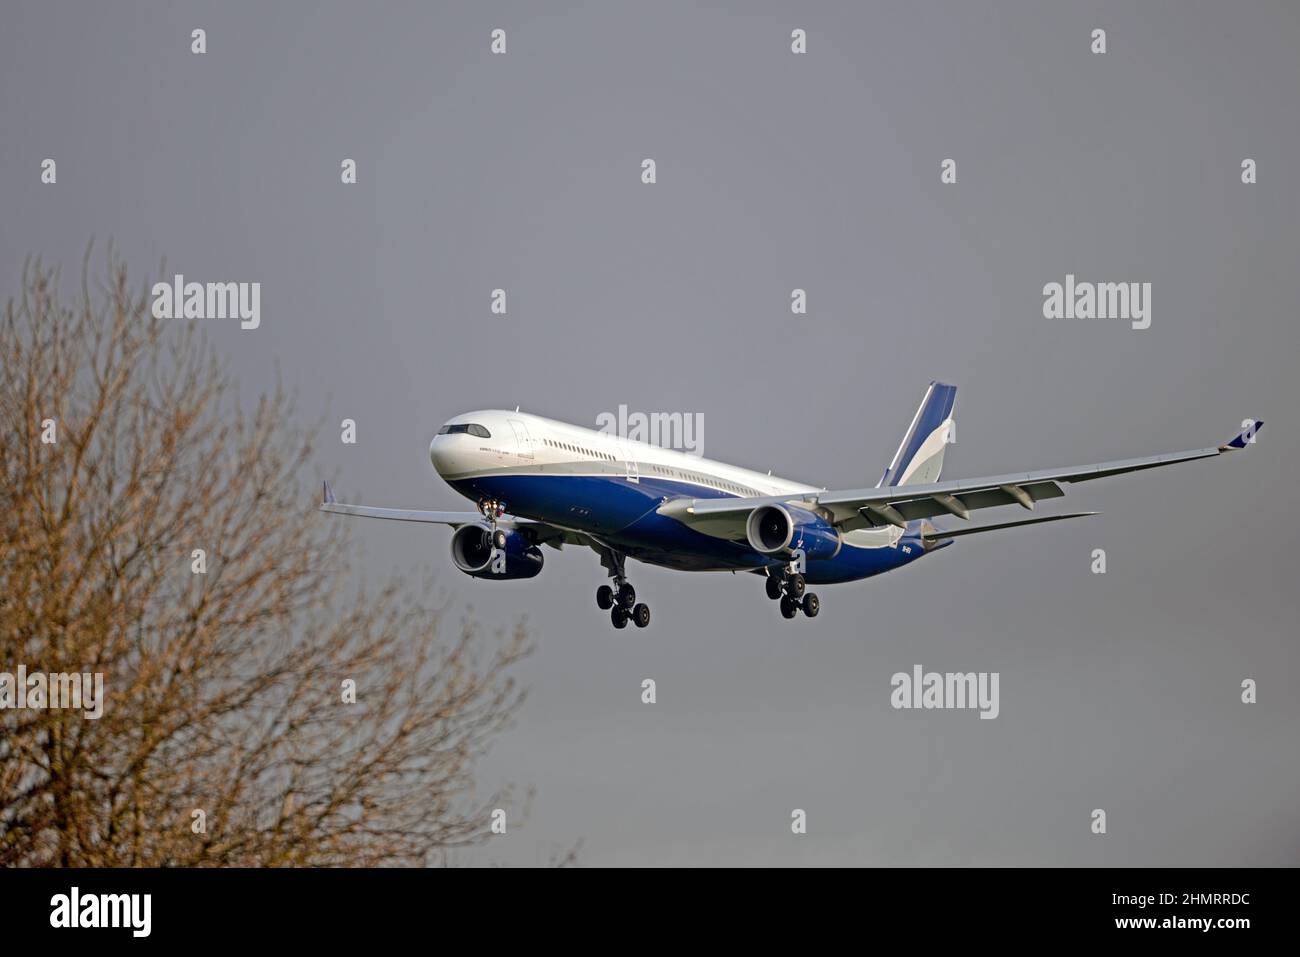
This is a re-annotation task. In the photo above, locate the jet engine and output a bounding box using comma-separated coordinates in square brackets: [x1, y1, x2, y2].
[745, 504, 841, 561]
[450, 524, 544, 580]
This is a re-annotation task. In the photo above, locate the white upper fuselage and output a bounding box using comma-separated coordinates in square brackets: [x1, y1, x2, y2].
[429, 409, 821, 500]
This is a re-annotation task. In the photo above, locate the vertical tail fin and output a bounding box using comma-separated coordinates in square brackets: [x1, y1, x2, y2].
[878, 381, 957, 487]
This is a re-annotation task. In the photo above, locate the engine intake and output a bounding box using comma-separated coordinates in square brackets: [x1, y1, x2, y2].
[450, 524, 544, 580]
[746, 504, 841, 561]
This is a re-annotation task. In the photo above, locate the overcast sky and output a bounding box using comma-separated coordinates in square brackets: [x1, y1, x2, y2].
[3, 0, 1297, 865]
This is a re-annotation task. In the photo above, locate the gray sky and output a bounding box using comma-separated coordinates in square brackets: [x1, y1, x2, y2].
[3, 0, 1297, 865]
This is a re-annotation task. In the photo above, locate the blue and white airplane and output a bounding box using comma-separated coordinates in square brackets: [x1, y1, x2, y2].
[321, 383, 1261, 628]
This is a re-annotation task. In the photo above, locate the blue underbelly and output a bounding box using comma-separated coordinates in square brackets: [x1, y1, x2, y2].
[447, 473, 934, 580]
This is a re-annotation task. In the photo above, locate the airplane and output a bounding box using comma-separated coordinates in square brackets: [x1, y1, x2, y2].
[320, 382, 1261, 629]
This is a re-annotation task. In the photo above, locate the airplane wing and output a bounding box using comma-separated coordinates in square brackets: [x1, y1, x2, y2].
[317, 481, 588, 548]
[659, 421, 1262, 535]
[319, 481, 485, 525]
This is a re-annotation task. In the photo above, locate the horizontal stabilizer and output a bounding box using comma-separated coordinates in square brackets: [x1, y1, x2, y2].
[921, 511, 1098, 544]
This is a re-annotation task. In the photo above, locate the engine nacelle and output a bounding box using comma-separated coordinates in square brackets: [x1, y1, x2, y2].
[450, 524, 544, 580]
[746, 504, 841, 562]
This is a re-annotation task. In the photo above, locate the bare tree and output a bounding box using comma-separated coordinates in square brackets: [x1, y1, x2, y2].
[0, 248, 529, 866]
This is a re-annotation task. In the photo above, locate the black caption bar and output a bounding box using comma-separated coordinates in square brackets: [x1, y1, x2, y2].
[0, 866, 1278, 944]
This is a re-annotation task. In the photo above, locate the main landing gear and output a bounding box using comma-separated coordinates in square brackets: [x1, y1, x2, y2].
[597, 579, 650, 629]
[595, 550, 650, 629]
[765, 568, 820, 620]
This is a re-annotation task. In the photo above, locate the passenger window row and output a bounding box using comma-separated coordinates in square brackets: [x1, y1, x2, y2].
[646, 463, 751, 496]
[544, 438, 614, 462]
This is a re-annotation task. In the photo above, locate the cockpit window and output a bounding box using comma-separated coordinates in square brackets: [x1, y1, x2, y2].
[437, 423, 491, 438]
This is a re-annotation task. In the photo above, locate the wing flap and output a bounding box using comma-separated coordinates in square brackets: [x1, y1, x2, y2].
[853, 480, 1067, 528]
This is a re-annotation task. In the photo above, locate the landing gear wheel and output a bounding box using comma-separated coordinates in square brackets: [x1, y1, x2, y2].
[611, 606, 629, 629]
[802, 593, 820, 618]
[780, 595, 798, 619]
[632, 603, 651, 628]
[491, 529, 508, 550]
[617, 582, 637, 609]
[765, 576, 783, 600]
[596, 584, 614, 610]
[785, 574, 806, 599]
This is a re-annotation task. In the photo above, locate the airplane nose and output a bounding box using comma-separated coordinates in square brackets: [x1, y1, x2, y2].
[430, 421, 487, 477]
[429, 434, 452, 475]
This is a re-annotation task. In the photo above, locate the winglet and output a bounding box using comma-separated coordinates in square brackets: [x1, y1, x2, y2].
[1220, 421, 1262, 451]
[322, 480, 336, 505]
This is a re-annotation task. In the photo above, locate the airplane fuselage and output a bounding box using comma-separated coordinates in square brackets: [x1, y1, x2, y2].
[429, 409, 932, 584]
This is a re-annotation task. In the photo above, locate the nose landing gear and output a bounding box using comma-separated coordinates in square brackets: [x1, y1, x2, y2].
[477, 498, 508, 549]
[765, 567, 820, 620]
